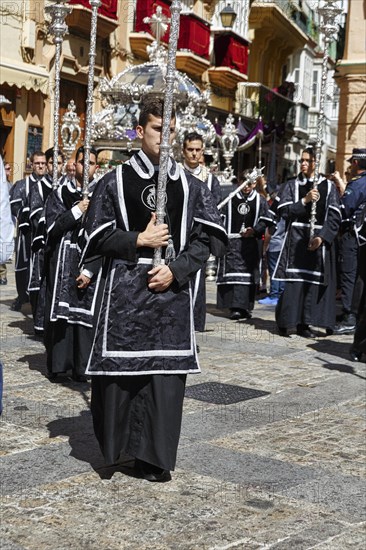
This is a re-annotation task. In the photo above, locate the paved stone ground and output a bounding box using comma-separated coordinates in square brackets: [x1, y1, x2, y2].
[1, 264, 365, 549]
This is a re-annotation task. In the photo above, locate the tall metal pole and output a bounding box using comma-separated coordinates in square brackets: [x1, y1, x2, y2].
[83, 0, 101, 198]
[257, 116, 262, 169]
[153, 0, 182, 267]
[309, 0, 342, 240]
[45, 0, 72, 189]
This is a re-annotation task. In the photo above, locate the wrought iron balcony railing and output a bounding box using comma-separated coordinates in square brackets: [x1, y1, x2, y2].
[237, 82, 295, 126]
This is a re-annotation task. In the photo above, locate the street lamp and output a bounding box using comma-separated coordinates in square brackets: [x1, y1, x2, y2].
[220, 3, 237, 29]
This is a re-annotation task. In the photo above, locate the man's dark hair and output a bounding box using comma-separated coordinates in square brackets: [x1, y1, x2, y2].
[45, 148, 65, 162]
[30, 150, 45, 163]
[302, 147, 315, 159]
[75, 146, 98, 163]
[138, 97, 176, 128]
[356, 158, 366, 171]
[183, 132, 203, 148]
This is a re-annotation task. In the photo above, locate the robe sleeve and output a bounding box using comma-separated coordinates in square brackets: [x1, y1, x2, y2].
[169, 222, 210, 287]
[318, 184, 341, 245]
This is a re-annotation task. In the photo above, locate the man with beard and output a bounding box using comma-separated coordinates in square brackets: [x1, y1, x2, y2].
[273, 147, 341, 337]
[80, 97, 227, 482]
[216, 174, 271, 320]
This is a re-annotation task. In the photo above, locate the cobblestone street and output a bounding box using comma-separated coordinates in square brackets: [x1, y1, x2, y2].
[1, 265, 365, 549]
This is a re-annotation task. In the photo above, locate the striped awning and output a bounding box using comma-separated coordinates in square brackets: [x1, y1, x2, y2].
[0, 61, 49, 93]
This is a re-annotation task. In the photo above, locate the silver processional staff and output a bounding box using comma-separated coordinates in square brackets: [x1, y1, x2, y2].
[153, 0, 182, 267]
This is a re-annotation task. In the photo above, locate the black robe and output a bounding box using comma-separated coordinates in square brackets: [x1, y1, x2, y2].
[43, 180, 99, 375]
[273, 175, 341, 329]
[9, 174, 38, 302]
[80, 151, 227, 469]
[191, 172, 222, 331]
[216, 188, 271, 312]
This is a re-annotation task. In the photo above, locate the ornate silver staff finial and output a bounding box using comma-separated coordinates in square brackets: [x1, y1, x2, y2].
[221, 114, 240, 184]
[144, 6, 170, 66]
[153, 0, 182, 267]
[217, 167, 264, 211]
[83, 0, 101, 199]
[45, 0, 72, 189]
[309, 0, 343, 241]
[61, 100, 82, 160]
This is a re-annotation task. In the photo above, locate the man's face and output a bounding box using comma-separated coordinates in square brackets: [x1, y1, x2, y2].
[32, 155, 47, 177]
[299, 152, 315, 178]
[75, 153, 98, 185]
[66, 160, 76, 178]
[47, 155, 64, 178]
[183, 139, 203, 169]
[136, 114, 176, 164]
[4, 163, 11, 181]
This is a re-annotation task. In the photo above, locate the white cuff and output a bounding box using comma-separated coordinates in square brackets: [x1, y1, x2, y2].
[301, 198, 306, 206]
[71, 205, 83, 219]
[81, 268, 93, 278]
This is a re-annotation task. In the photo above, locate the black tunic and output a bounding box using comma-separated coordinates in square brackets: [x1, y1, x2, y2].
[80, 151, 227, 468]
[9, 174, 38, 301]
[273, 175, 341, 329]
[43, 180, 98, 375]
[216, 188, 271, 312]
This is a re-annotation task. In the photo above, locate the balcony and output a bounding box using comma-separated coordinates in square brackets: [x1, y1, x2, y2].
[250, 1, 308, 49]
[176, 13, 210, 77]
[209, 32, 249, 91]
[66, 0, 119, 38]
[237, 83, 295, 127]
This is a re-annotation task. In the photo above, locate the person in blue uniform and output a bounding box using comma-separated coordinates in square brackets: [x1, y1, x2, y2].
[336, 148, 366, 360]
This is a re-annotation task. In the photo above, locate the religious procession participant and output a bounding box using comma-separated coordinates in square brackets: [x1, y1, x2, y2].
[27, 148, 65, 330]
[216, 173, 272, 320]
[273, 147, 341, 337]
[79, 97, 227, 482]
[181, 131, 222, 333]
[9, 151, 46, 311]
[43, 146, 99, 382]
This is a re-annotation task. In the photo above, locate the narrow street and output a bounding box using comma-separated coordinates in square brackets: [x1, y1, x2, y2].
[1, 264, 365, 549]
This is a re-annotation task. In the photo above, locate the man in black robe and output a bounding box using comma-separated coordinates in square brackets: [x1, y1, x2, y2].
[80, 98, 227, 482]
[273, 147, 341, 337]
[43, 146, 99, 382]
[28, 148, 64, 330]
[9, 151, 46, 311]
[181, 131, 222, 332]
[216, 177, 271, 320]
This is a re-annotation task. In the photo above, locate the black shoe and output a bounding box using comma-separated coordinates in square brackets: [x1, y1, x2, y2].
[349, 350, 362, 362]
[332, 314, 356, 335]
[230, 309, 251, 320]
[135, 459, 171, 482]
[0, 278, 7, 285]
[230, 310, 242, 320]
[46, 372, 58, 382]
[278, 327, 288, 337]
[10, 297, 23, 311]
[296, 325, 316, 338]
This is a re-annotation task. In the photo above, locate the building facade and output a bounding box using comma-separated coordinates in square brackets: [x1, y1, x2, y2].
[0, 0, 346, 184]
